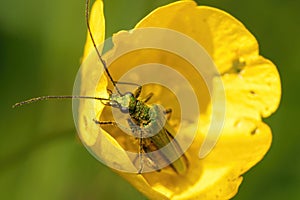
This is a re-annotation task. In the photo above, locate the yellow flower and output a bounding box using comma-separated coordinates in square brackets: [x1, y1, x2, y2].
[78, 0, 281, 199]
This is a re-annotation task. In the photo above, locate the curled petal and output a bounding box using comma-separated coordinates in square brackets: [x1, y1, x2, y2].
[83, 0, 105, 61]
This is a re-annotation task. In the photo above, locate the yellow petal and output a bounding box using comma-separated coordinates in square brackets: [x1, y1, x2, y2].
[82, 0, 105, 61]
[76, 50, 108, 146]
[222, 57, 281, 135]
[136, 1, 258, 73]
[77, 0, 107, 146]
[136, 0, 281, 115]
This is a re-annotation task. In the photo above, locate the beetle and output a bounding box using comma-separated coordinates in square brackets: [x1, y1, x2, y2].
[13, 0, 188, 174]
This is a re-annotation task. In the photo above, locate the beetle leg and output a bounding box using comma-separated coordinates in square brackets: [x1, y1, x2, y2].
[142, 92, 154, 103]
[164, 108, 172, 120]
[133, 86, 142, 98]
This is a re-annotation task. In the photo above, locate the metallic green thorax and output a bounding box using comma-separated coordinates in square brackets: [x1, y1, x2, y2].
[110, 91, 151, 125]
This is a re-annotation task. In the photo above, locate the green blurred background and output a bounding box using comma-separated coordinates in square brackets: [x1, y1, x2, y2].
[0, 0, 298, 199]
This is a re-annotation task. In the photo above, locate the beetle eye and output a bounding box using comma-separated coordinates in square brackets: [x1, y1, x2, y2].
[121, 106, 129, 113]
[110, 101, 119, 108]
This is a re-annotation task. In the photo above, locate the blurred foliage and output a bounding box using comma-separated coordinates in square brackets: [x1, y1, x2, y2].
[0, 0, 299, 199]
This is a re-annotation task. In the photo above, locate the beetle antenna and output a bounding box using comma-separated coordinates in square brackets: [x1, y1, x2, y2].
[85, 0, 121, 95]
[12, 95, 110, 108]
